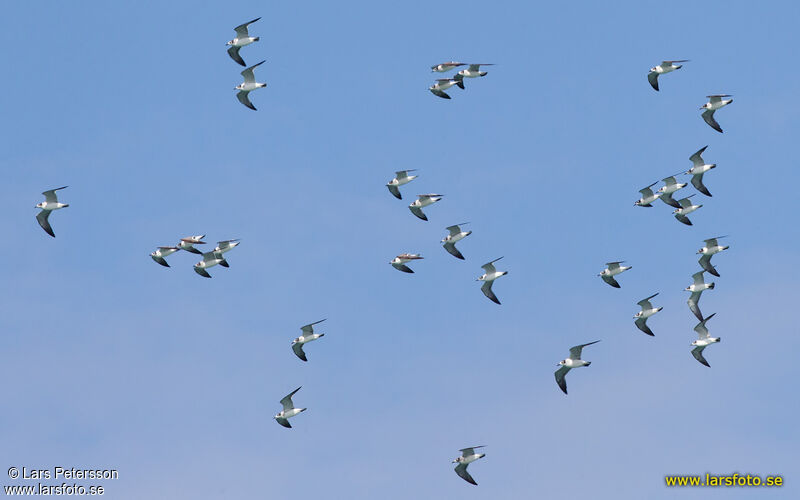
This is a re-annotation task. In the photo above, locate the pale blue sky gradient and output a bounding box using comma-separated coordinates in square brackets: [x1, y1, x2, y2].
[1, 1, 798, 498]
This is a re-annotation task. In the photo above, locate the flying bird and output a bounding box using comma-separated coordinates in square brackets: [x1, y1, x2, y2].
[390, 253, 423, 273]
[634, 293, 662, 336]
[431, 62, 466, 72]
[634, 181, 662, 207]
[429, 76, 464, 99]
[226, 17, 261, 66]
[691, 313, 720, 367]
[685, 146, 716, 196]
[150, 246, 180, 267]
[457, 63, 494, 80]
[235, 60, 267, 110]
[441, 223, 472, 260]
[657, 173, 687, 209]
[647, 60, 689, 91]
[673, 194, 702, 226]
[213, 239, 241, 254]
[386, 169, 418, 199]
[409, 194, 443, 221]
[476, 257, 508, 304]
[700, 95, 733, 133]
[452, 446, 486, 486]
[686, 270, 715, 321]
[178, 235, 206, 254]
[698, 236, 729, 277]
[193, 250, 228, 278]
[554, 340, 600, 394]
[598, 261, 631, 288]
[292, 319, 326, 362]
[274, 386, 306, 428]
[35, 186, 69, 237]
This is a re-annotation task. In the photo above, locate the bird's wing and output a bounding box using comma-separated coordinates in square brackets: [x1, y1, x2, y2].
[443, 242, 464, 260]
[392, 263, 414, 273]
[601, 274, 620, 288]
[698, 254, 716, 275]
[569, 340, 600, 360]
[554, 366, 571, 394]
[694, 313, 716, 339]
[292, 343, 308, 362]
[687, 292, 703, 321]
[660, 192, 681, 209]
[689, 146, 708, 167]
[691, 346, 710, 367]
[275, 417, 292, 428]
[387, 184, 401, 199]
[638, 183, 656, 197]
[606, 261, 623, 270]
[227, 46, 245, 66]
[194, 267, 211, 278]
[691, 173, 712, 196]
[647, 71, 659, 91]
[42, 186, 67, 203]
[446, 224, 463, 236]
[637, 293, 658, 309]
[704, 237, 720, 247]
[241, 60, 265, 83]
[301, 319, 326, 335]
[409, 205, 427, 221]
[36, 210, 55, 237]
[635, 317, 654, 336]
[430, 88, 451, 99]
[481, 257, 503, 273]
[692, 271, 705, 285]
[280, 387, 301, 411]
[663, 59, 689, 64]
[674, 213, 692, 226]
[151, 255, 169, 267]
[678, 196, 695, 208]
[237, 90, 256, 110]
[454, 463, 477, 485]
[460, 446, 485, 457]
[702, 109, 722, 133]
[481, 281, 500, 304]
[234, 17, 261, 38]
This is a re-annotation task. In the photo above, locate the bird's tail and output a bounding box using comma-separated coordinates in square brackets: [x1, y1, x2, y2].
[584, 361, 592, 366]
[709, 283, 715, 289]
[62, 204, 70, 207]
[254, 37, 260, 42]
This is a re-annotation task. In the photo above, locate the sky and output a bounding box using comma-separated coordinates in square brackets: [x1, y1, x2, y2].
[1, 0, 798, 498]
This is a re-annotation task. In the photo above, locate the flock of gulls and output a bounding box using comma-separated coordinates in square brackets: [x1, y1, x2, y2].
[31, 22, 740, 487]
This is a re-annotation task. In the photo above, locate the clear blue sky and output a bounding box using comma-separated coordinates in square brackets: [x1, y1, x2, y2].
[2, 1, 798, 498]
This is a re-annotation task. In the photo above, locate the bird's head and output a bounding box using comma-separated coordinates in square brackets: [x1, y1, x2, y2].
[698, 247, 707, 254]
[634, 311, 642, 318]
[558, 360, 567, 366]
[700, 103, 710, 110]
[235, 83, 244, 90]
[35, 202, 44, 209]
[226, 39, 235, 46]
[650, 66, 657, 72]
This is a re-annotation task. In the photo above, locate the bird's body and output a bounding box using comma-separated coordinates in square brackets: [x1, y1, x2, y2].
[274, 387, 307, 428]
[457, 63, 494, 79]
[554, 340, 600, 394]
[194, 251, 228, 278]
[700, 95, 733, 133]
[429, 76, 464, 99]
[634, 293, 662, 336]
[657, 174, 687, 208]
[442, 223, 472, 260]
[386, 170, 418, 199]
[292, 319, 326, 362]
[673, 195, 702, 225]
[599, 261, 631, 288]
[647, 60, 688, 91]
[391, 253, 423, 273]
[686, 271, 715, 321]
[150, 246, 180, 267]
[35, 186, 69, 237]
[235, 60, 267, 110]
[226, 17, 261, 66]
[634, 182, 661, 207]
[431, 62, 466, 72]
[691, 313, 720, 367]
[477, 257, 508, 304]
[409, 194, 443, 221]
[452, 446, 486, 485]
[178, 235, 206, 254]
